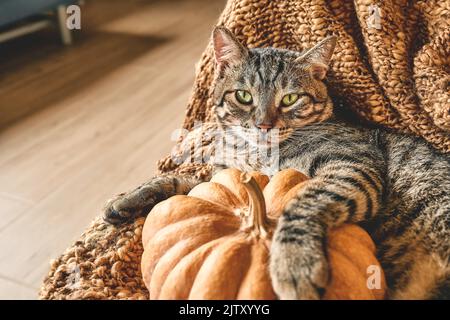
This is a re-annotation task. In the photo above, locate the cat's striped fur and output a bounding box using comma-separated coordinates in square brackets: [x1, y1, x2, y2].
[103, 27, 449, 299]
[272, 122, 450, 299]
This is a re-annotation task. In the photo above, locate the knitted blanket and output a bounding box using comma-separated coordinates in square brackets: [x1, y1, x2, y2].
[39, 0, 449, 299]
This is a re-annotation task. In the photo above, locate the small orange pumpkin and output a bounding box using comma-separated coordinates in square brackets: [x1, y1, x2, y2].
[141, 168, 386, 300]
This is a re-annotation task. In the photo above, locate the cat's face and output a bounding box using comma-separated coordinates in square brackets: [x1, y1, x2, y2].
[212, 27, 336, 141]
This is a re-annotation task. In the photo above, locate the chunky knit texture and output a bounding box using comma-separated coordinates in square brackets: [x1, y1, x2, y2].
[40, 0, 449, 299]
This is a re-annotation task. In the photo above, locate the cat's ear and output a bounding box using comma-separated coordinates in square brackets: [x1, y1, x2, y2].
[296, 36, 337, 80]
[213, 26, 248, 70]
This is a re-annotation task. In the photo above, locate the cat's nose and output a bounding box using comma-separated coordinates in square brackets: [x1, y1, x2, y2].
[256, 122, 273, 131]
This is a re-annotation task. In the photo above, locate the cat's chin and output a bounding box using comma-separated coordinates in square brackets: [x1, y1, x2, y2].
[221, 125, 293, 147]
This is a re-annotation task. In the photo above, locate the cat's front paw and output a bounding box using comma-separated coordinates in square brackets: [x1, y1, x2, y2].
[103, 187, 156, 225]
[270, 230, 329, 299]
[103, 193, 134, 224]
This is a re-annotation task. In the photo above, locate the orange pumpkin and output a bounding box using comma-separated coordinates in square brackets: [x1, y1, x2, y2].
[141, 168, 386, 300]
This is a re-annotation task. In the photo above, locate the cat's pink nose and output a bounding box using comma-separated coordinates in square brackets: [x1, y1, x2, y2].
[256, 123, 273, 130]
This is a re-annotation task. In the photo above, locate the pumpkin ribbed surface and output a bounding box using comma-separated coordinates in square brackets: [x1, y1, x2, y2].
[141, 168, 386, 300]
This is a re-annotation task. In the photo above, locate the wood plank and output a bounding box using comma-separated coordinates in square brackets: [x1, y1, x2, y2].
[0, 193, 35, 230]
[0, 0, 224, 292]
[0, 277, 37, 300]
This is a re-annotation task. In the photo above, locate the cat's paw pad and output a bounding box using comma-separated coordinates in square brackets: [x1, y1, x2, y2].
[270, 242, 328, 300]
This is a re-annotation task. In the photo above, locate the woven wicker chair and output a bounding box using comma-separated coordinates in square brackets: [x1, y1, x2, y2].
[39, 0, 449, 299]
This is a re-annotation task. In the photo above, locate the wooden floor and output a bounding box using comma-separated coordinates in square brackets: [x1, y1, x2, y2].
[0, 0, 224, 299]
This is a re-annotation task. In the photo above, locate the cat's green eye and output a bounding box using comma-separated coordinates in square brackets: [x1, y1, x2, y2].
[281, 93, 299, 107]
[235, 90, 253, 105]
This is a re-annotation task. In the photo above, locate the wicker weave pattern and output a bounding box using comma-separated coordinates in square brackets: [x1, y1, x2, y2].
[40, 0, 449, 299]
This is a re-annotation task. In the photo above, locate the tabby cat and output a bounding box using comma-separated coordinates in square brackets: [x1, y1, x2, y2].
[104, 27, 450, 299]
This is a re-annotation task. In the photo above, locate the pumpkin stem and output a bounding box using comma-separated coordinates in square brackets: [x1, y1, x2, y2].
[240, 173, 271, 238]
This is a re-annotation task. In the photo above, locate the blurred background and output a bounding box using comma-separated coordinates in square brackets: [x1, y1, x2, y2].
[0, 0, 225, 299]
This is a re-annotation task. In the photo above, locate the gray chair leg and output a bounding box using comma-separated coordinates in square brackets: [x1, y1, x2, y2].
[56, 5, 72, 45]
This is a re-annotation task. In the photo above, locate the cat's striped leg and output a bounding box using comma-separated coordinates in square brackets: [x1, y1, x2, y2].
[270, 158, 385, 299]
[103, 174, 206, 224]
[378, 199, 450, 299]
[379, 138, 450, 299]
